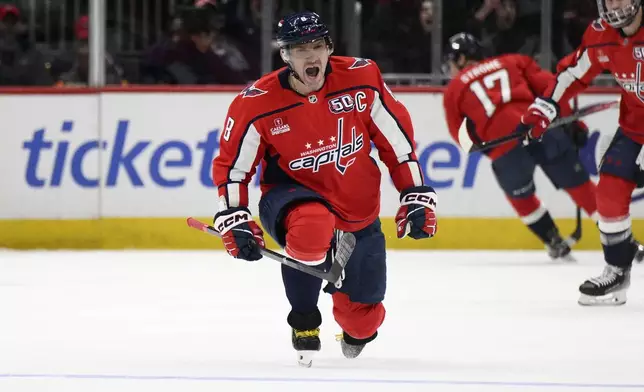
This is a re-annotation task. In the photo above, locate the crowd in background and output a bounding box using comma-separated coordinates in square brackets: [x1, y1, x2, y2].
[0, 0, 605, 87]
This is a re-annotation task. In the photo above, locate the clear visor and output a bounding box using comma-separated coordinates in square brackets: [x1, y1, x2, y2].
[597, 0, 641, 28]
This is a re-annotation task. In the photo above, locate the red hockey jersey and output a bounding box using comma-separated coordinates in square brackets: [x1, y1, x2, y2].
[213, 56, 424, 232]
[546, 18, 644, 143]
[443, 54, 559, 159]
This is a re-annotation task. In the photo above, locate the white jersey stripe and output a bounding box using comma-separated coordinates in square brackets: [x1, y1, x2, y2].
[229, 123, 262, 182]
[370, 91, 413, 163]
[226, 183, 240, 208]
[407, 161, 424, 187]
[552, 49, 592, 102]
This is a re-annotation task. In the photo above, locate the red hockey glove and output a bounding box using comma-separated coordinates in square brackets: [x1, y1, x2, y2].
[520, 97, 559, 140]
[214, 207, 265, 261]
[396, 186, 437, 240]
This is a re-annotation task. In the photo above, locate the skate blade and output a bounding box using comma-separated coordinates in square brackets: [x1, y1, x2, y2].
[634, 248, 644, 263]
[559, 254, 577, 263]
[578, 291, 627, 306]
[548, 253, 576, 263]
[297, 351, 315, 368]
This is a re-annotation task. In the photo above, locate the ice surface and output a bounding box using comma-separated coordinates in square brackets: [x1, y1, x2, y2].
[1, 249, 644, 392]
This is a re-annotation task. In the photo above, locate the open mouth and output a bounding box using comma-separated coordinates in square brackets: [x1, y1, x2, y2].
[305, 66, 320, 77]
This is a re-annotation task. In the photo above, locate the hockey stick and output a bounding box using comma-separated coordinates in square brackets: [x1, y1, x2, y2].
[566, 96, 584, 247]
[565, 206, 583, 247]
[186, 217, 356, 284]
[459, 100, 619, 153]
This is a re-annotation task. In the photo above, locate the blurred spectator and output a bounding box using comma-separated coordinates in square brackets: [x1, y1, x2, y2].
[562, 0, 596, 49]
[465, 0, 517, 55]
[197, 0, 260, 81]
[363, 0, 427, 73]
[54, 15, 127, 86]
[509, 0, 541, 55]
[140, 15, 183, 83]
[469, 0, 516, 32]
[404, 0, 434, 73]
[392, 0, 435, 74]
[144, 8, 249, 84]
[0, 3, 53, 86]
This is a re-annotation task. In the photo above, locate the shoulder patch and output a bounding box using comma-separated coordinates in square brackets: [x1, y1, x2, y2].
[591, 18, 606, 31]
[240, 83, 267, 98]
[348, 57, 372, 69]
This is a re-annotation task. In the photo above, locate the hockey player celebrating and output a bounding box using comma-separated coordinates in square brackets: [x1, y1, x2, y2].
[519, 0, 644, 305]
[442, 33, 598, 260]
[212, 11, 436, 366]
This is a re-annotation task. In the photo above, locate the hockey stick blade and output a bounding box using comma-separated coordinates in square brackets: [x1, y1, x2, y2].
[466, 100, 619, 153]
[186, 217, 352, 283]
[565, 206, 583, 248]
[328, 231, 357, 288]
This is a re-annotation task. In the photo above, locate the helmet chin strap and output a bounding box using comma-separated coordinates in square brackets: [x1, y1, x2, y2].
[290, 65, 306, 84]
[280, 49, 305, 84]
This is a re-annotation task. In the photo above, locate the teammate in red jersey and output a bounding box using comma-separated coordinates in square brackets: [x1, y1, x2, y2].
[212, 11, 437, 366]
[520, 0, 644, 305]
[442, 33, 598, 260]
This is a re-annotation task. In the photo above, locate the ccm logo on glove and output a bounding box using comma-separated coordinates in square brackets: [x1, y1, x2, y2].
[215, 210, 252, 233]
[402, 193, 437, 208]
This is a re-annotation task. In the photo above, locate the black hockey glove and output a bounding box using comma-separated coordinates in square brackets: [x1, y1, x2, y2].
[395, 186, 437, 240]
[214, 207, 265, 261]
[564, 121, 589, 147]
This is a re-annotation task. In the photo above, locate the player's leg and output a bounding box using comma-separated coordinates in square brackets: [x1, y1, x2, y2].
[491, 144, 571, 259]
[537, 129, 644, 262]
[578, 129, 642, 306]
[259, 185, 335, 366]
[323, 219, 386, 358]
[533, 128, 598, 220]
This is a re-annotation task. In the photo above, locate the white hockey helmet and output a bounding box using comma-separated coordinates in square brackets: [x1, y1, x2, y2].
[597, 0, 642, 28]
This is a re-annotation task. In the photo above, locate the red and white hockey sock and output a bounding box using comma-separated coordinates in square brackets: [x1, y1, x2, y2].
[508, 195, 558, 244]
[597, 174, 637, 267]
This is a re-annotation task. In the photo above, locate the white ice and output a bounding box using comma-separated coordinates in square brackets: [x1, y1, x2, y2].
[1, 249, 644, 392]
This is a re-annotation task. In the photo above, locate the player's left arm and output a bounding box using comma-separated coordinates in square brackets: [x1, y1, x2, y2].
[519, 54, 576, 117]
[519, 54, 587, 142]
[521, 25, 605, 139]
[366, 62, 437, 240]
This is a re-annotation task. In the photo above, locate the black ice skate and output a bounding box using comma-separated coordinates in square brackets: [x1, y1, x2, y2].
[578, 264, 631, 306]
[335, 331, 377, 359]
[292, 328, 320, 367]
[546, 233, 574, 261]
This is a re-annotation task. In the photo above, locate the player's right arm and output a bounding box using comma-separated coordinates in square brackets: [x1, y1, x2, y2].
[211, 96, 267, 261]
[522, 20, 606, 138]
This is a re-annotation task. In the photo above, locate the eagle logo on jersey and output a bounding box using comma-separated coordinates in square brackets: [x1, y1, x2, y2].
[591, 18, 606, 31]
[288, 117, 364, 175]
[349, 58, 371, 69]
[240, 83, 267, 98]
